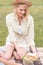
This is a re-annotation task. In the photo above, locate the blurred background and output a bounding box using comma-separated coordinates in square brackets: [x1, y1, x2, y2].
[0, 0, 43, 47]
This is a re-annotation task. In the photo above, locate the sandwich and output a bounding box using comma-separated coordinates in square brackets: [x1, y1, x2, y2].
[23, 53, 38, 61]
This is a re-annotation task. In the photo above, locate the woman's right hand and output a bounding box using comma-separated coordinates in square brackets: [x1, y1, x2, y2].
[14, 47, 27, 59]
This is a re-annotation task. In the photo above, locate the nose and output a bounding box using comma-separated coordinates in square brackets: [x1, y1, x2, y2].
[22, 11, 25, 15]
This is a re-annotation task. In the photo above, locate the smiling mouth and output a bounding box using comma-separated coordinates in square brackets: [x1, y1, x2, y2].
[20, 14, 24, 16]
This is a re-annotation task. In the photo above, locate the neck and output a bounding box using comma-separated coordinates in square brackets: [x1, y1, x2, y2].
[18, 16, 23, 25]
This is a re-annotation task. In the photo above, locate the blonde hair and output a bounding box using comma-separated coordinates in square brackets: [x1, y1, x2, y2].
[23, 4, 30, 17]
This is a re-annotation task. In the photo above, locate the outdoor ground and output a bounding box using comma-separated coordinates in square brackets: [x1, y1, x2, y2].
[0, 0, 43, 47]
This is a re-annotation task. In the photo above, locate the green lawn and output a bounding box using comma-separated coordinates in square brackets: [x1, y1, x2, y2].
[0, 0, 43, 47]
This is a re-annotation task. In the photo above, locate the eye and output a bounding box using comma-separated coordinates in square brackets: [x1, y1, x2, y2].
[20, 9, 23, 11]
[20, 9, 26, 12]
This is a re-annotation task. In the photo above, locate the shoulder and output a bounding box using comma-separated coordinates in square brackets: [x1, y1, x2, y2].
[27, 15, 34, 24]
[6, 12, 16, 24]
[6, 12, 14, 20]
[6, 12, 13, 19]
[27, 15, 34, 21]
[6, 12, 13, 25]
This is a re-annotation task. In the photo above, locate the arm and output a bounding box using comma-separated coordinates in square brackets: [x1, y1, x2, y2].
[26, 16, 38, 54]
[6, 15, 16, 44]
[6, 15, 18, 50]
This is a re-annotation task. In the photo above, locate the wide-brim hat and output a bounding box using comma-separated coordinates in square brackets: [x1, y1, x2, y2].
[11, 0, 32, 7]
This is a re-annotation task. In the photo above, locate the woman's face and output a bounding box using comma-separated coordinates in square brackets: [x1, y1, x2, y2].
[15, 4, 27, 18]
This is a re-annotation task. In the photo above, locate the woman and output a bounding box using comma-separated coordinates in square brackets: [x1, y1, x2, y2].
[0, 0, 42, 65]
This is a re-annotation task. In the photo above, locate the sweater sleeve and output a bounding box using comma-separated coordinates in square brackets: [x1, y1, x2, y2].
[6, 15, 16, 43]
[25, 16, 35, 46]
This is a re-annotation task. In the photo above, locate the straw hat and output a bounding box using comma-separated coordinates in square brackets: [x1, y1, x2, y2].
[11, 0, 32, 7]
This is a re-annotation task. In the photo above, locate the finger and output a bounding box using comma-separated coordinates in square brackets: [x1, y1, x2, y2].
[13, 51, 21, 59]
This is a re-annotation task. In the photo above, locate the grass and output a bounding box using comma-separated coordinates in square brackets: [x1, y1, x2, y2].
[0, 0, 43, 47]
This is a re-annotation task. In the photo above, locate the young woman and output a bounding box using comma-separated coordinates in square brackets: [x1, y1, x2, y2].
[0, 0, 42, 65]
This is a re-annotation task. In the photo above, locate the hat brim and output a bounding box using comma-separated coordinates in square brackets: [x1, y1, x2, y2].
[11, 1, 32, 7]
